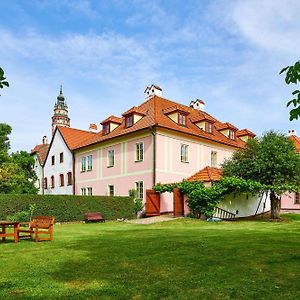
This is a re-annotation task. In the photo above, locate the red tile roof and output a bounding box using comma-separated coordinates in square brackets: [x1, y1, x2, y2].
[74, 96, 250, 150]
[216, 122, 238, 131]
[236, 129, 256, 138]
[100, 115, 122, 125]
[31, 144, 49, 166]
[162, 104, 190, 115]
[190, 113, 216, 123]
[187, 166, 223, 182]
[289, 135, 300, 153]
[122, 106, 146, 116]
[57, 126, 96, 150]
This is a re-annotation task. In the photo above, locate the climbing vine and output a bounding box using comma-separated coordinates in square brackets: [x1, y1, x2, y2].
[153, 177, 285, 218]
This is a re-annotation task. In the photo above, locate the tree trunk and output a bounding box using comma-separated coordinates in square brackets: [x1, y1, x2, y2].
[270, 190, 281, 219]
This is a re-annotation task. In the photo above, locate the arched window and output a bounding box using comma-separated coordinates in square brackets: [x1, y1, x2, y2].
[51, 176, 55, 188]
[44, 177, 48, 189]
[60, 174, 64, 187]
[67, 172, 72, 186]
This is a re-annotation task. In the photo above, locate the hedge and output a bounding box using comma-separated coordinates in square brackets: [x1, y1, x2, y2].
[0, 194, 135, 222]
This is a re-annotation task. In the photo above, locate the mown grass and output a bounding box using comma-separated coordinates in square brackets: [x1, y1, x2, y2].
[0, 217, 300, 299]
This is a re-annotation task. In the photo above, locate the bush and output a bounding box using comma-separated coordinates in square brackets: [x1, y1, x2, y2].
[0, 194, 135, 222]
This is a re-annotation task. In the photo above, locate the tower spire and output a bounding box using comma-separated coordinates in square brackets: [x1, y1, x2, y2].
[51, 85, 70, 135]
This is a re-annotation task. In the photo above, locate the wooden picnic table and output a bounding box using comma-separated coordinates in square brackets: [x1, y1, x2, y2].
[0, 221, 19, 243]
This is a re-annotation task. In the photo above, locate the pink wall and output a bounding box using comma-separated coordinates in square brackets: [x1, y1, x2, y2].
[76, 150, 98, 181]
[102, 144, 121, 177]
[281, 192, 300, 210]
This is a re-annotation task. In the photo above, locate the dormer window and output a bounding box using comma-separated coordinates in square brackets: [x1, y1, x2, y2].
[229, 130, 235, 140]
[126, 115, 133, 128]
[178, 113, 186, 126]
[206, 122, 213, 133]
[103, 123, 110, 135]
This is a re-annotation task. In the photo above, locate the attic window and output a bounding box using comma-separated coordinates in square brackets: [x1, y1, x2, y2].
[178, 113, 186, 126]
[125, 114, 133, 128]
[229, 130, 235, 140]
[103, 123, 110, 135]
[206, 122, 213, 133]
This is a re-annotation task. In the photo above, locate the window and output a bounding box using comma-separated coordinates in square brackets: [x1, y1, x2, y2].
[81, 188, 86, 196]
[135, 181, 144, 199]
[44, 177, 48, 189]
[103, 123, 110, 135]
[81, 156, 86, 172]
[51, 155, 55, 165]
[87, 187, 93, 196]
[181, 144, 189, 162]
[51, 176, 55, 188]
[125, 115, 133, 128]
[59, 174, 64, 187]
[206, 122, 213, 133]
[135, 142, 144, 161]
[60, 152, 64, 163]
[108, 185, 114, 196]
[67, 172, 72, 185]
[178, 113, 186, 126]
[295, 192, 300, 204]
[211, 151, 217, 168]
[229, 130, 235, 140]
[107, 149, 115, 167]
[87, 155, 93, 171]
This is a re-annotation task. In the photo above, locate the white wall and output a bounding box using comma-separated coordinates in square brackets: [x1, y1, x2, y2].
[33, 154, 43, 194]
[44, 131, 73, 195]
[219, 193, 271, 218]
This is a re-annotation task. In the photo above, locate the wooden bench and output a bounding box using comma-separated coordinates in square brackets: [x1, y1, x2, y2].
[84, 212, 105, 223]
[18, 216, 55, 242]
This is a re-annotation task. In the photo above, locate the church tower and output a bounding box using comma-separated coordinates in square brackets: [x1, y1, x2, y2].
[52, 85, 70, 135]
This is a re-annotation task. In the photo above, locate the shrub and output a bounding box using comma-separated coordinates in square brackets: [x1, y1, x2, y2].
[0, 194, 135, 222]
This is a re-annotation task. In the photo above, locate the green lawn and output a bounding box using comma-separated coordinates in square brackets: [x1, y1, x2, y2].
[1, 216, 300, 300]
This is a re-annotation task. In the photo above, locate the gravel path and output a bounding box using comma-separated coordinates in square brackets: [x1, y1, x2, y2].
[126, 215, 182, 224]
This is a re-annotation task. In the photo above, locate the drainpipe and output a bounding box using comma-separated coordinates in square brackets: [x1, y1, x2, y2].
[72, 152, 76, 195]
[150, 126, 157, 187]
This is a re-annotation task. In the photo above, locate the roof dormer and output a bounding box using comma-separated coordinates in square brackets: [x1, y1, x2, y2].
[100, 115, 122, 135]
[163, 105, 189, 126]
[144, 84, 163, 99]
[217, 122, 238, 140]
[190, 114, 215, 134]
[236, 129, 256, 142]
[122, 107, 146, 128]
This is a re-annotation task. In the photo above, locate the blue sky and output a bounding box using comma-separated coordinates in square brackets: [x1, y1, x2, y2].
[0, 0, 299, 152]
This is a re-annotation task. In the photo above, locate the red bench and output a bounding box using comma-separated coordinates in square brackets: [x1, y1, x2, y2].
[84, 212, 105, 223]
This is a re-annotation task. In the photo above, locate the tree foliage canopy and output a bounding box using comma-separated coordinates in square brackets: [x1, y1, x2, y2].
[0, 67, 9, 92]
[280, 61, 300, 120]
[0, 123, 38, 194]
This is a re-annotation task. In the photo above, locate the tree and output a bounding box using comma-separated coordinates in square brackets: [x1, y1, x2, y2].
[0, 67, 9, 92]
[222, 131, 300, 219]
[0, 123, 12, 164]
[0, 124, 38, 194]
[280, 61, 300, 120]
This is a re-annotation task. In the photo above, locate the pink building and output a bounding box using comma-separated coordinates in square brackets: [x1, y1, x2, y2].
[73, 85, 254, 214]
[281, 132, 300, 212]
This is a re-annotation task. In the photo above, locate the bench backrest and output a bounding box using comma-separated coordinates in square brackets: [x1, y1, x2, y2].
[31, 216, 55, 229]
[84, 212, 104, 220]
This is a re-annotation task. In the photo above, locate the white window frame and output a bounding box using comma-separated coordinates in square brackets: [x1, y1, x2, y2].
[135, 142, 144, 162]
[229, 130, 235, 140]
[107, 149, 115, 167]
[180, 144, 189, 163]
[81, 156, 86, 172]
[135, 181, 144, 200]
[108, 185, 115, 196]
[81, 187, 86, 196]
[87, 155, 93, 171]
[87, 187, 93, 196]
[211, 150, 218, 168]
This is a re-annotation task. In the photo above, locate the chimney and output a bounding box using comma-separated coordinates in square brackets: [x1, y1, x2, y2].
[144, 84, 163, 99]
[42, 136, 48, 144]
[190, 99, 205, 111]
[89, 123, 98, 133]
[288, 130, 297, 136]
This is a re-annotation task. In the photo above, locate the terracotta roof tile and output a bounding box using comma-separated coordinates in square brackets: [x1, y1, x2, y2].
[57, 126, 96, 150]
[31, 144, 49, 166]
[74, 96, 251, 150]
[162, 104, 190, 115]
[217, 122, 238, 131]
[190, 113, 216, 123]
[236, 129, 256, 138]
[122, 106, 146, 116]
[100, 115, 122, 125]
[187, 166, 223, 182]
